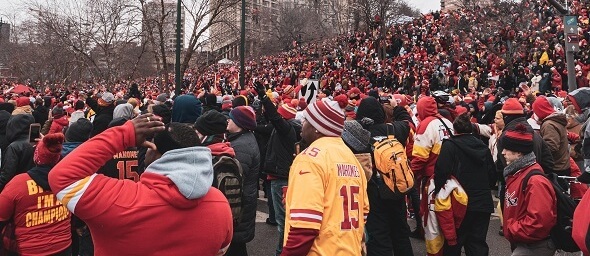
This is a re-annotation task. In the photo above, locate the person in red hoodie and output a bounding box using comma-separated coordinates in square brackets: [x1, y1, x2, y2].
[48, 114, 233, 255]
[0, 133, 71, 256]
[550, 67, 562, 92]
[500, 123, 557, 255]
[49, 103, 69, 134]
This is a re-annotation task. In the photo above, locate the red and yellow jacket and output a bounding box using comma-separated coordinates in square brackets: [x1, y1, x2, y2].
[411, 97, 453, 180]
[423, 176, 468, 256]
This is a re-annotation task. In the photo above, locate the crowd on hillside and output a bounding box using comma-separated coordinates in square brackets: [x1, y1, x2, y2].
[1, 0, 590, 256]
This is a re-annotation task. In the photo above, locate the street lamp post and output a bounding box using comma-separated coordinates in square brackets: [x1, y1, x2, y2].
[175, 0, 182, 96]
[239, 0, 246, 90]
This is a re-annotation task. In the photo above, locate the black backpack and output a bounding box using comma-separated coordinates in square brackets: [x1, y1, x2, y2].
[522, 171, 580, 252]
[212, 155, 244, 226]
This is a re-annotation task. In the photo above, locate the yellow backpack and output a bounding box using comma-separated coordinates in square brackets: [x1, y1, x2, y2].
[372, 124, 414, 198]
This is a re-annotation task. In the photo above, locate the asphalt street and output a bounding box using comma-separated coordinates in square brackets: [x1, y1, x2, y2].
[246, 192, 515, 256]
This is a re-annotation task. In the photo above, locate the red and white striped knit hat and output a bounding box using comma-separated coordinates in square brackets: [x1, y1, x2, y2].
[303, 99, 345, 137]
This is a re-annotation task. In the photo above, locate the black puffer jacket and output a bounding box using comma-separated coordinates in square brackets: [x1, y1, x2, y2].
[227, 130, 260, 243]
[0, 114, 36, 192]
[87, 97, 115, 137]
[0, 110, 12, 156]
[32, 105, 49, 127]
[261, 97, 300, 178]
[435, 134, 496, 213]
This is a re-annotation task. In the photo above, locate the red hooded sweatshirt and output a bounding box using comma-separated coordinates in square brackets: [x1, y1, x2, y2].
[49, 122, 233, 255]
[411, 97, 454, 180]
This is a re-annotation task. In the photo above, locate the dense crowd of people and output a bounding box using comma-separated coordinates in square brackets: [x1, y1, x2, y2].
[1, 0, 590, 255]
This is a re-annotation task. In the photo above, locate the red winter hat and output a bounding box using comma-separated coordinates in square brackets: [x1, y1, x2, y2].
[17, 97, 30, 107]
[34, 133, 65, 166]
[393, 94, 408, 107]
[456, 106, 468, 115]
[277, 103, 297, 120]
[221, 95, 233, 110]
[298, 98, 308, 111]
[501, 98, 524, 115]
[532, 96, 555, 121]
[347, 87, 361, 97]
[283, 85, 294, 96]
[303, 99, 345, 137]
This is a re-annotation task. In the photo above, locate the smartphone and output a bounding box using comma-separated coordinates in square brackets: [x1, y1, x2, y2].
[294, 142, 301, 155]
[29, 123, 41, 143]
[379, 95, 392, 103]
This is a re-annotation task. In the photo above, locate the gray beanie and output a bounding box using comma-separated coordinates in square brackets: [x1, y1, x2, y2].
[342, 120, 371, 152]
[113, 103, 134, 120]
[156, 93, 168, 103]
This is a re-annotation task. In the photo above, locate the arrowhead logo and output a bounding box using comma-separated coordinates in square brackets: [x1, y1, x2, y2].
[306, 82, 317, 104]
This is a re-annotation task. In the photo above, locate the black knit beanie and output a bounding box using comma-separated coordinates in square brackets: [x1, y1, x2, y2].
[194, 110, 228, 136]
[500, 123, 534, 154]
[66, 118, 93, 142]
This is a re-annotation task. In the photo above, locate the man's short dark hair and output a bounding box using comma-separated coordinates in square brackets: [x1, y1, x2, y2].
[453, 113, 473, 134]
[75, 100, 85, 110]
[168, 122, 200, 148]
[152, 104, 172, 124]
[154, 122, 200, 155]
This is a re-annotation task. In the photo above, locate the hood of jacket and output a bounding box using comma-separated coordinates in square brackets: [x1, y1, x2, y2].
[568, 87, 590, 113]
[356, 97, 385, 124]
[417, 96, 439, 121]
[143, 146, 213, 208]
[207, 142, 236, 157]
[61, 142, 82, 158]
[447, 134, 491, 163]
[542, 112, 567, 127]
[6, 114, 35, 143]
[27, 165, 53, 191]
[53, 116, 69, 126]
[171, 95, 202, 124]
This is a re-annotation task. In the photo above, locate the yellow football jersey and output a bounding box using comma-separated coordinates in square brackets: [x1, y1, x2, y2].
[284, 137, 369, 256]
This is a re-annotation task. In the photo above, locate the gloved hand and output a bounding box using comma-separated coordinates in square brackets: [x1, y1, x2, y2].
[255, 81, 267, 100]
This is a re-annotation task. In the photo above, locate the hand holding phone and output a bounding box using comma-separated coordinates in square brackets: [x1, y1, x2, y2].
[29, 123, 41, 143]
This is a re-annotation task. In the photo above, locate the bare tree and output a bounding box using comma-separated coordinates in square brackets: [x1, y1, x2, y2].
[444, 0, 532, 69]
[26, 0, 149, 83]
[353, 0, 420, 59]
[180, 0, 241, 78]
[261, 4, 330, 53]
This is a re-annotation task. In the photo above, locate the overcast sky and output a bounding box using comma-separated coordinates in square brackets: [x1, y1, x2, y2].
[0, 0, 441, 24]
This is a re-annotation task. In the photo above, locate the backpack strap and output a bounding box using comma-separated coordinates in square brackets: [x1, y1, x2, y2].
[436, 117, 454, 138]
[386, 123, 395, 140]
[521, 170, 545, 193]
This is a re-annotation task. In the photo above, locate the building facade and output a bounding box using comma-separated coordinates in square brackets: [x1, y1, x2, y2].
[209, 0, 351, 60]
[142, 0, 185, 70]
[0, 21, 10, 44]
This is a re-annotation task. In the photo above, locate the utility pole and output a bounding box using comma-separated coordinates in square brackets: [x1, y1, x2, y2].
[547, 0, 577, 92]
[175, 0, 182, 96]
[239, 0, 246, 90]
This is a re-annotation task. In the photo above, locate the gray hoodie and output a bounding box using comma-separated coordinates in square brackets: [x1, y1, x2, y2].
[144, 146, 213, 200]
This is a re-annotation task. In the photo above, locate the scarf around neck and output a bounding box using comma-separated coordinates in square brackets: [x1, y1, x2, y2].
[503, 152, 536, 178]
